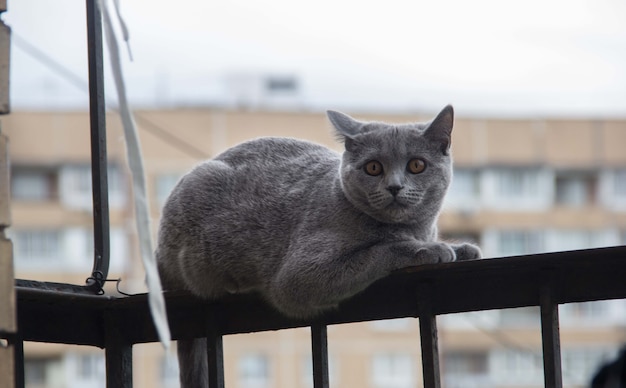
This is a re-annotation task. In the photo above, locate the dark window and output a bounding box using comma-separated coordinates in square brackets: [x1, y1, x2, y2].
[11, 166, 57, 201]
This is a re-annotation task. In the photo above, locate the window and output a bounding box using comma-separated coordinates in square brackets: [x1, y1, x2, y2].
[613, 170, 626, 198]
[502, 350, 542, 375]
[443, 351, 491, 388]
[111, 228, 130, 272]
[65, 353, 105, 388]
[490, 349, 543, 385]
[238, 353, 270, 388]
[265, 76, 298, 93]
[546, 229, 614, 252]
[11, 167, 56, 201]
[561, 348, 618, 386]
[12, 229, 62, 264]
[445, 168, 480, 210]
[75, 227, 128, 272]
[76, 353, 105, 381]
[555, 172, 595, 207]
[599, 169, 626, 210]
[371, 353, 415, 388]
[496, 169, 539, 197]
[24, 358, 49, 388]
[482, 168, 552, 210]
[495, 170, 519, 196]
[59, 164, 125, 209]
[444, 351, 488, 375]
[62, 165, 92, 199]
[10, 227, 127, 272]
[489, 230, 544, 257]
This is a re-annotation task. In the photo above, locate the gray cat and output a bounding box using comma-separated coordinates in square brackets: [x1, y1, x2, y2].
[156, 105, 481, 386]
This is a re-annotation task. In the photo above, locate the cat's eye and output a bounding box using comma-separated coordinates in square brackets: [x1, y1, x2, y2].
[407, 158, 426, 174]
[364, 160, 383, 176]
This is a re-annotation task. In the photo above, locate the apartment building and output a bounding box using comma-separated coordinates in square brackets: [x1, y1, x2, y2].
[3, 108, 626, 388]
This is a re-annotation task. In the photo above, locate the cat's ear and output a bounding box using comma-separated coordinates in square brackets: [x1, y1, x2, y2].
[424, 105, 454, 155]
[327, 110, 364, 138]
[327, 110, 364, 152]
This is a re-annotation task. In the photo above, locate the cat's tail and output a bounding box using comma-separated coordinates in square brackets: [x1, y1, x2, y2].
[177, 338, 208, 388]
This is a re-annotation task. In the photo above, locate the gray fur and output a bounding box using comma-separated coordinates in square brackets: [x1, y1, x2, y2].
[156, 105, 481, 386]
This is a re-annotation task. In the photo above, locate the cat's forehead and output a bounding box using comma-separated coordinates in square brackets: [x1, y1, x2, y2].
[361, 121, 427, 133]
[355, 123, 431, 153]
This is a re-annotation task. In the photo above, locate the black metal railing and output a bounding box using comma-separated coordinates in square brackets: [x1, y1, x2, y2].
[85, 0, 110, 294]
[15, 246, 626, 388]
[10, 1, 626, 388]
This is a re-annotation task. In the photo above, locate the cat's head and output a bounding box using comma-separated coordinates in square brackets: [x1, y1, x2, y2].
[328, 106, 454, 225]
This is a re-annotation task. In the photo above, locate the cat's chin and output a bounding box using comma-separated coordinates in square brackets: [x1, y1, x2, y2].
[369, 205, 416, 224]
[351, 197, 416, 224]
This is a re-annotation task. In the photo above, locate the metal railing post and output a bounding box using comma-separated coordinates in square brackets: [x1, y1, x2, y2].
[418, 284, 441, 388]
[540, 281, 563, 388]
[105, 313, 133, 388]
[206, 312, 225, 388]
[311, 323, 330, 388]
[85, 0, 110, 293]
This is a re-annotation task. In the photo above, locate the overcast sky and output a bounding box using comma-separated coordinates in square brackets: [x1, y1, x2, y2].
[4, 0, 626, 116]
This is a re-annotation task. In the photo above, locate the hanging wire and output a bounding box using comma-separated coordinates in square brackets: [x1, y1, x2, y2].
[84, 272, 133, 296]
[11, 32, 210, 160]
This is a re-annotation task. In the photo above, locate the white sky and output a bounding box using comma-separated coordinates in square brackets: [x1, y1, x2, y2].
[4, 0, 626, 116]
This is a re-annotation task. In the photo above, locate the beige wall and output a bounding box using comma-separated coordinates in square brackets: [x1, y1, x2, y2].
[6, 109, 625, 166]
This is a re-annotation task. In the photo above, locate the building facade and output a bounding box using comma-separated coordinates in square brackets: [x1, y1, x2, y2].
[3, 108, 626, 388]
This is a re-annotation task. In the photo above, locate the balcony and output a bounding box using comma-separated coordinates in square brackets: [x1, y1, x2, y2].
[10, 245, 626, 387]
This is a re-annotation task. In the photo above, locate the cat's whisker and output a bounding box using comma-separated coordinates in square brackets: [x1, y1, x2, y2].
[366, 190, 394, 209]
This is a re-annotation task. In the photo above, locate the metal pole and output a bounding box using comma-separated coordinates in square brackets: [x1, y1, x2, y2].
[418, 284, 441, 388]
[85, 0, 110, 293]
[206, 313, 225, 388]
[540, 283, 563, 388]
[105, 313, 133, 388]
[311, 323, 330, 388]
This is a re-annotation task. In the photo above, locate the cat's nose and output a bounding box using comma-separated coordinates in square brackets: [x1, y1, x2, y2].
[387, 185, 403, 196]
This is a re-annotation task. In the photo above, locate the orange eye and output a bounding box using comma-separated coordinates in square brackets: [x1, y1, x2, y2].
[364, 161, 383, 176]
[407, 158, 426, 174]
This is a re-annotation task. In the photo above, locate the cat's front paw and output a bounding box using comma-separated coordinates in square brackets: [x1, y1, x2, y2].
[452, 243, 482, 261]
[418, 242, 456, 264]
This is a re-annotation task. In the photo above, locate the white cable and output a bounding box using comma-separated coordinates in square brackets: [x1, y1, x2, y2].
[98, 0, 171, 349]
[111, 0, 133, 61]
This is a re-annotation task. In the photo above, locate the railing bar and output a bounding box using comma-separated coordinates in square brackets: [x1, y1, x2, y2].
[10, 335, 24, 388]
[85, 0, 110, 293]
[207, 314, 225, 388]
[418, 284, 441, 388]
[311, 323, 330, 388]
[104, 314, 132, 388]
[105, 346, 133, 388]
[419, 314, 441, 388]
[540, 284, 563, 388]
